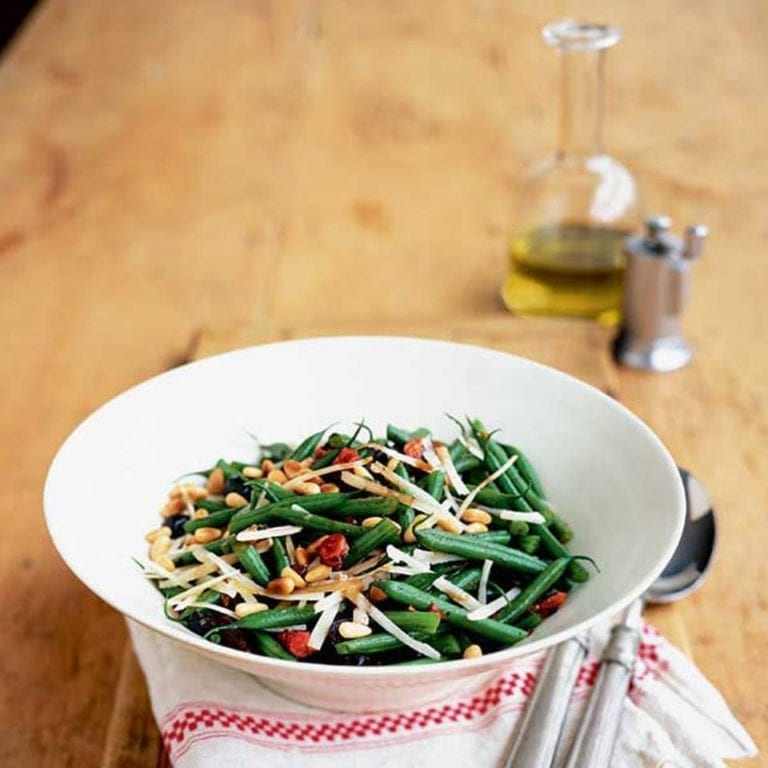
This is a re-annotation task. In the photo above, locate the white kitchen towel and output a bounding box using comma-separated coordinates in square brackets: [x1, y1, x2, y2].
[128, 620, 756, 768]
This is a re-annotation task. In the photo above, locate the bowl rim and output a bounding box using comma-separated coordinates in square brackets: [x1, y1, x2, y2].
[44, 335, 686, 678]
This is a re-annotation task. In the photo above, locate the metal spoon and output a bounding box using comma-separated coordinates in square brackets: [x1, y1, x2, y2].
[503, 468, 716, 768]
[563, 467, 716, 768]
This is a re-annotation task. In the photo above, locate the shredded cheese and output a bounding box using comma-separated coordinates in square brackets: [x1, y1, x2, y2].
[283, 458, 371, 490]
[308, 592, 342, 650]
[236, 525, 303, 543]
[340, 471, 414, 506]
[386, 544, 431, 574]
[466, 586, 522, 621]
[412, 549, 466, 566]
[432, 576, 482, 611]
[435, 444, 469, 496]
[482, 506, 546, 524]
[478, 560, 493, 604]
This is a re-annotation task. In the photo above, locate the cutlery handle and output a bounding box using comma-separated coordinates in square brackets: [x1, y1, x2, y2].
[563, 622, 642, 768]
[504, 636, 588, 768]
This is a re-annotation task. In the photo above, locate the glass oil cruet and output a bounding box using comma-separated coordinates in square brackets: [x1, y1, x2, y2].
[502, 21, 641, 326]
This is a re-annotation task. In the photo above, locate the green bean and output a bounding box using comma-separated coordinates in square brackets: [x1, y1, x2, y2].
[289, 427, 329, 461]
[336, 631, 460, 657]
[473, 487, 531, 512]
[260, 442, 292, 461]
[383, 610, 440, 634]
[496, 557, 571, 623]
[519, 534, 541, 555]
[183, 507, 236, 533]
[398, 506, 415, 532]
[214, 459, 244, 479]
[311, 448, 341, 469]
[236, 605, 317, 630]
[448, 439, 466, 462]
[271, 537, 290, 575]
[534, 525, 589, 582]
[453, 455, 481, 474]
[393, 658, 442, 666]
[386, 424, 412, 446]
[230, 493, 349, 534]
[515, 612, 544, 632]
[252, 630, 295, 660]
[423, 470, 445, 502]
[416, 529, 548, 575]
[550, 515, 574, 544]
[343, 519, 401, 567]
[447, 565, 483, 592]
[194, 499, 230, 513]
[263, 505, 365, 538]
[334, 497, 399, 518]
[508, 521, 530, 537]
[501, 443, 546, 498]
[378, 581, 527, 645]
[469, 530, 511, 545]
[237, 545, 271, 586]
[172, 536, 236, 565]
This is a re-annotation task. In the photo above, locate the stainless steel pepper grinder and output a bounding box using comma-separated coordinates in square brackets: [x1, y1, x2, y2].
[613, 215, 707, 372]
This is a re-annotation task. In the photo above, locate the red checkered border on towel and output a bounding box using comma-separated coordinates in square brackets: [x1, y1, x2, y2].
[161, 624, 668, 760]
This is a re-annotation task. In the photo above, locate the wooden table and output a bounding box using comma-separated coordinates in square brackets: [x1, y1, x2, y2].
[1, 1, 765, 765]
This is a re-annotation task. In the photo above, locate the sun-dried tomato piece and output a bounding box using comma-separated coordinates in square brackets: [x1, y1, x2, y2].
[428, 603, 446, 620]
[531, 591, 567, 618]
[403, 438, 424, 459]
[316, 533, 349, 569]
[314, 446, 330, 458]
[334, 447, 360, 465]
[277, 630, 316, 659]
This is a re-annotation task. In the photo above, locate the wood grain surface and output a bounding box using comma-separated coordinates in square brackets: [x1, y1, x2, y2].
[0, 1, 765, 765]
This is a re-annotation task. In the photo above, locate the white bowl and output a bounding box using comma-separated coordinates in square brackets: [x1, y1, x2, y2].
[44, 337, 684, 712]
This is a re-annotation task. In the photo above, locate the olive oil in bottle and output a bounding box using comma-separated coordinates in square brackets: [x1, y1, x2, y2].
[502, 224, 629, 326]
[503, 21, 640, 325]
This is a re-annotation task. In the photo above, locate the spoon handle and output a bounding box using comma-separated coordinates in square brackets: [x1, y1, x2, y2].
[563, 609, 642, 768]
[503, 636, 588, 768]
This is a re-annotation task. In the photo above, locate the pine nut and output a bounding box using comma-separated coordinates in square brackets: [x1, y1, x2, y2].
[235, 602, 269, 618]
[293, 481, 321, 496]
[437, 517, 463, 534]
[281, 566, 306, 588]
[305, 535, 329, 555]
[155, 555, 176, 572]
[362, 516, 384, 529]
[369, 586, 387, 603]
[305, 475, 323, 485]
[461, 508, 492, 525]
[206, 468, 225, 496]
[267, 469, 288, 484]
[300, 458, 314, 468]
[404, 514, 427, 544]
[386, 457, 400, 472]
[225, 492, 249, 508]
[163, 498, 187, 517]
[464, 522, 489, 534]
[261, 459, 276, 473]
[149, 534, 171, 561]
[194, 527, 222, 544]
[145, 526, 171, 543]
[320, 483, 340, 494]
[463, 644, 483, 659]
[283, 459, 304, 479]
[268, 577, 296, 596]
[186, 486, 208, 501]
[242, 466, 263, 479]
[193, 508, 210, 519]
[295, 546, 309, 567]
[338, 621, 372, 639]
[305, 564, 332, 583]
